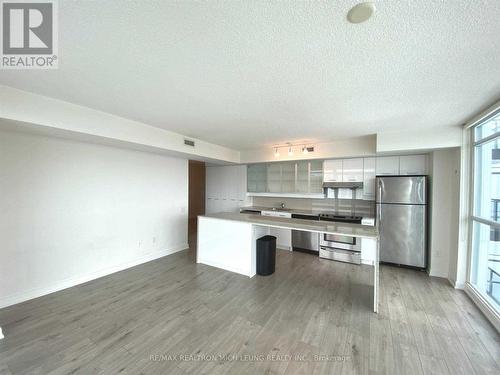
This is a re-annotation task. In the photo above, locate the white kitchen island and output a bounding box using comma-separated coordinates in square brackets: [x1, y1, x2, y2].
[197, 212, 380, 313]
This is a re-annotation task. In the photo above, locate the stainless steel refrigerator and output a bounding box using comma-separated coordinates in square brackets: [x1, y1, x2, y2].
[376, 176, 427, 268]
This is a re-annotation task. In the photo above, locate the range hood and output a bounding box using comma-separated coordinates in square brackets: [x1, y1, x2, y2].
[322, 182, 364, 189]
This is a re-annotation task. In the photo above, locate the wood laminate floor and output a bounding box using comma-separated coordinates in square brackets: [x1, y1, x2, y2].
[0, 250, 499, 375]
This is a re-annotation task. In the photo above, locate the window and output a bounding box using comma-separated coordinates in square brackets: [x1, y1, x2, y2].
[470, 110, 500, 312]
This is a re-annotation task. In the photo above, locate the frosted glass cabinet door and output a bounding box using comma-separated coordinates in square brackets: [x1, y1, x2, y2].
[237, 165, 247, 200]
[296, 161, 309, 193]
[247, 165, 257, 192]
[310, 160, 324, 193]
[247, 164, 267, 192]
[281, 162, 296, 193]
[267, 163, 282, 193]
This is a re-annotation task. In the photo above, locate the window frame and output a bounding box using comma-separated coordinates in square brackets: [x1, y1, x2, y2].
[467, 108, 500, 312]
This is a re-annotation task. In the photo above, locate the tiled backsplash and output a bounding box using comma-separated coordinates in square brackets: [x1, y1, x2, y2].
[252, 197, 375, 217]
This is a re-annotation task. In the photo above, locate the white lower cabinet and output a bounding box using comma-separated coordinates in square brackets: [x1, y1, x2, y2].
[361, 238, 376, 265]
[270, 228, 292, 250]
[261, 210, 292, 250]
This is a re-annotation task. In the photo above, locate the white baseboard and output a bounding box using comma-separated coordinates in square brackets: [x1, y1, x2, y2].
[464, 283, 500, 333]
[429, 271, 449, 278]
[0, 243, 188, 309]
[448, 278, 465, 289]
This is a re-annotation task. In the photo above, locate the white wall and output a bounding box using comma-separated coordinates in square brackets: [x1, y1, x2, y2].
[0, 129, 188, 308]
[239, 135, 376, 164]
[428, 148, 461, 280]
[0, 85, 240, 164]
[377, 126, 462, 153]
[454, 128, 472, 288]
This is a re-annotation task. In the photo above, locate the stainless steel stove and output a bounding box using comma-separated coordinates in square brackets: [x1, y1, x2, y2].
[318, 213, 362, 264]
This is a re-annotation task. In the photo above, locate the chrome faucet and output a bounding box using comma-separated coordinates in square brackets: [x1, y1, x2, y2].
[279, 202, 286, 209]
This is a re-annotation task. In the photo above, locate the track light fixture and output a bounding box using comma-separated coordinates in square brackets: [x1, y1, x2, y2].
[272, 143, 314, 159]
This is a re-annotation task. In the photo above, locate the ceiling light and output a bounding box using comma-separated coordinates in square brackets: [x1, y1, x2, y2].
[272, 143, 314, 158]
[347, 2, 376, 24]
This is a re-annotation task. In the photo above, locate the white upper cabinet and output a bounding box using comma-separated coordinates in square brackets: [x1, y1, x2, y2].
[375, 155, 427, 176]
[399, 155, 427, 175]
[245, 154, 427, 199]
[362, 157, 376, 199]
[375, 156, 400, 176]
[342, 158, 364, 182]
[323, 159, 343, 182]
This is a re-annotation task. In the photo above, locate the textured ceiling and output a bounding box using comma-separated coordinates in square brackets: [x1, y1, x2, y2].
[1, 0, 499, 150]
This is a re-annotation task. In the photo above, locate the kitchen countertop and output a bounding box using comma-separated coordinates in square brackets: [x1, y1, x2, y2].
[239, 206, 375, 221]
[200, 212, 378, 239]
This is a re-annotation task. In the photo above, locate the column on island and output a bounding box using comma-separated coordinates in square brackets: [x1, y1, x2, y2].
[197, 216, 270, 277]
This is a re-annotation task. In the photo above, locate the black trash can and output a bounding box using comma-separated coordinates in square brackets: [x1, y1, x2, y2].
[256, 235, 276, 276]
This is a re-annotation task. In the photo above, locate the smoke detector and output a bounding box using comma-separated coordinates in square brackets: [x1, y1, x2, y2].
[347, 2, 376, 24]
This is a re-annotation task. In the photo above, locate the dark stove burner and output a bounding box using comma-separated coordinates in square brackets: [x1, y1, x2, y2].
[318, 214, 362, 224]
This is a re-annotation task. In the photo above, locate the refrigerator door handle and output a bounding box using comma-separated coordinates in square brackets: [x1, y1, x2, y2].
[376, 203, 382, 236]
[377, 179, 383, 207]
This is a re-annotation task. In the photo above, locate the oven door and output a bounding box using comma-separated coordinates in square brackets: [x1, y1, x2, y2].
[320, 233, 361, 252]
